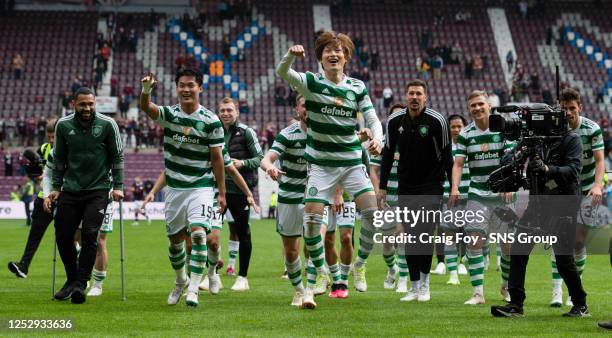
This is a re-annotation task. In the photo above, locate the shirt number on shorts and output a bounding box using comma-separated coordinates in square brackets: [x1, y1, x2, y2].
[103, 213, 112, 225]
[201, 205, 220, 220]
[342, 205, 355, 218]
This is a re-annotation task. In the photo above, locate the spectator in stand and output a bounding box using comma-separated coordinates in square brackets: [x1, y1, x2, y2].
[128, 29, 138, 53]
[95, 32, 105, 50]
[4, 152, 13, 176]
[342, 0, 352, 16]
[149, 8, 158, 32]
[353, 33, 363, 54]
[506, 50, 514, 72]
[361, 67, 371, 88]
[148, 121, 156, 147]
[11, 53, 24, 80]
[185, 54, 197, 69]
[359, 46, 370, 68]
[546, 27, 553, 45]
[126, 118, 136, 148]
[0, 117, 5, 146]
[434, 11, 444, 25]
[222, 37, 231, 60]
[119, 95, 130, 119]
[529, 73, 540, 90]
[123, 85, 135, 105]
[349, 66, 362, 80]
[370, 49, 379, 71]
[116, 117, 127, 147]
[519, 0, 528, 18]
[36, 116, 46, 146]
[140, 120, 149, 148]
[431, 54, 443, 80]
[71, 75, 83, 95]
[450, 42, 463, 64]
[274, 85, 287, 106]
[16, 116, 26, 146]
[541, 87, 554, 105]
[26, 116, 36, 147]
[420, 59, 431, 82]
[5, 114, 16, 146]
[110, 77, 119, 96]
[472, 54, 483, 78]
[218, 0, 229, 19]
[383, 86, 394, 109]
[100, 43, 111, 71]
[175, 53, 186, 71]
[595, 84, 604, 103]
[238, 99, 249, 115]
[419, 27, 431, 50]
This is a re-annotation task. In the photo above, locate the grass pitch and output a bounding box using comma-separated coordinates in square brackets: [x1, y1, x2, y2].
[1, 219, 611, 337]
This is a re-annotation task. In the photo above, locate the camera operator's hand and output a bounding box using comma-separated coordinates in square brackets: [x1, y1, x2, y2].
[587, 185, 603, 206]
[528, 156, 548, 174]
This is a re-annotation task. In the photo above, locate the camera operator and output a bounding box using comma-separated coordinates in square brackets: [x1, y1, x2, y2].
[491, 105, 589, 318]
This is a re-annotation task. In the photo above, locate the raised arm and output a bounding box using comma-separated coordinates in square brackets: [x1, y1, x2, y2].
[276, 46, 308, 93]
[140, 73, 160, 120]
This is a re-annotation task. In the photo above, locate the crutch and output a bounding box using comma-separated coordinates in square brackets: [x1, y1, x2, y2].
[51, 241, 57, 300]
[119, 200, 126, 301]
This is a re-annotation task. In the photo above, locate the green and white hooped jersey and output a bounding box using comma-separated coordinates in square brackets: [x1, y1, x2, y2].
[455, 122, 514, 199]
[294, 72, 376, 167]
[269, 122, 308, 204]
[443, 143, 470, 199]
[371, 140, 398, 203]
[156, 104, 225, 190]
[573, 117, 604, 193]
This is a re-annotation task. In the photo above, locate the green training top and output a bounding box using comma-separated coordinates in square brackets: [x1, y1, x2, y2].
[52, 113, 124, 192]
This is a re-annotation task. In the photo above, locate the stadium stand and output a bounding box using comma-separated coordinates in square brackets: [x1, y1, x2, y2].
[0, 11, 97, 116]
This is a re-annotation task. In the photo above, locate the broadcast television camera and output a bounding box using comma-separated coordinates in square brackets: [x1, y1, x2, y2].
[486, 103, 568, 193]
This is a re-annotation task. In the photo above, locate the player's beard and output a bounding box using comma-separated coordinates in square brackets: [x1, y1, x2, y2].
[75, 108, 95, 124]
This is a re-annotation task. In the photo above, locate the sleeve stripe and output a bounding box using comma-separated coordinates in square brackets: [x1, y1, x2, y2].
[247, 128, 262, 153]
[425, 108, 449, 147]
[99, 114, 123, 152]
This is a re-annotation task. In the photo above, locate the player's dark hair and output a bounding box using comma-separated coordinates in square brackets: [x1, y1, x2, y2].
[74, 87, 95, 99]
[448, 114, 467, 126]
[405, 79, 428, 95]
[175, 67, 203, 86]
[559, 87, 581, 104]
